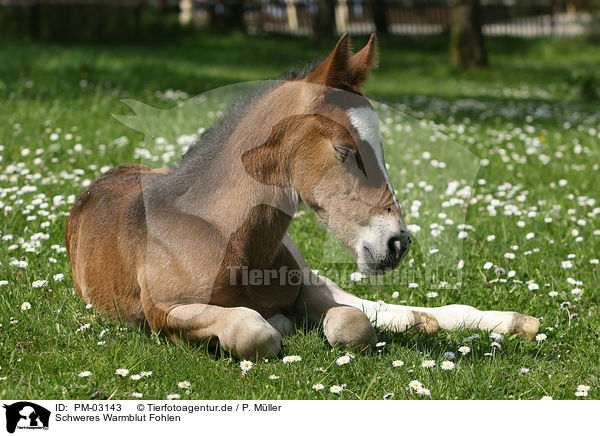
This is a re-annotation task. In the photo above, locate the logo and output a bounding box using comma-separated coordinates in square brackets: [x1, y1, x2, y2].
[2, 402, 50, 434]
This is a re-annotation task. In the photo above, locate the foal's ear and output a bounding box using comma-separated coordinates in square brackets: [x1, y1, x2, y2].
[304, 33, 352, 88]
[348, 33, 378, 87]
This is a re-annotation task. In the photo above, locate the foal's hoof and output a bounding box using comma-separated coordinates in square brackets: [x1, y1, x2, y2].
[411, 311, 439, 334]
[512, 313, 540, 339]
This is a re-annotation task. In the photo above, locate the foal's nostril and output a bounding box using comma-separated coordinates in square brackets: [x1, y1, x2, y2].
[388, 233, 410, 258]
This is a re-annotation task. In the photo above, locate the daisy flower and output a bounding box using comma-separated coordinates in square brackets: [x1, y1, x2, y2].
[140, 371, 152, 377]
[78, 371, 91, 377]
[131, 392, 143, 398]
[240, 360, 253, 371]
[548, 291, 558, 297]
[329, 385, 343, 394]
[53, 273, 64, 281]
[520, 368, 530, 374]
[408, 380, 422, 389]
[115, 368, 129, 377]
[167, 394, 180, 400]
[350, 272, 364, 282]
[421, 360, 435, 368]
[31, 280, 47, 288]
[577, 385, 590, 392]
[178, 381, 191, 389]
[440, 361, 455, 370]
[312, 384, 324, 391]
[540, 396, 552, 400]
[416, 387, 431, 396]
[392, 360, 404, 367]
[269, 375, 279, 380]
[458, 346, 471, 355]
[489, 332, 503, 341]
[336, 355, 351, 366]
[575, 391, 588, 397]
[130, 374, 141, 380]
[375, 342, 386, 348]
[21, 302, 31, 311]
[535, 333, 547, 342]
[282, 355, 301, 363]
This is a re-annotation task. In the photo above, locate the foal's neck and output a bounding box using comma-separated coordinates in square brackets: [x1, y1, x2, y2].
[169, 143, 298, 269]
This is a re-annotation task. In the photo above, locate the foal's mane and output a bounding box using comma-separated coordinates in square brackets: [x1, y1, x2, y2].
[175, 58, 325, 171]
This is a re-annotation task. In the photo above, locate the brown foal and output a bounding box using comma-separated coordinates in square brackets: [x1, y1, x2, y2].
[66, 34, 539, 359]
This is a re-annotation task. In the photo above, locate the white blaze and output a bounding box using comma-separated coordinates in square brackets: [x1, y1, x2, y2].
[347, 106, 398, 207]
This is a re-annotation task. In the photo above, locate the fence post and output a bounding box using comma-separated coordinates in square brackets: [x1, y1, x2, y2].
[179, 0, 193, 25]
[335, 0, 349, 33]
[286, 0, 299, 34]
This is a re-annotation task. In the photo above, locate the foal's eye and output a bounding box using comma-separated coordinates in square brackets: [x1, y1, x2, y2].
[333, 145, 353, 163]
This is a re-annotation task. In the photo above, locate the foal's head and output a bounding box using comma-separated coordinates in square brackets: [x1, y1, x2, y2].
[244, 34, 409, 274]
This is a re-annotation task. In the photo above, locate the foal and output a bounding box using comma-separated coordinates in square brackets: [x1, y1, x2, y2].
[66, 34, 539, 359]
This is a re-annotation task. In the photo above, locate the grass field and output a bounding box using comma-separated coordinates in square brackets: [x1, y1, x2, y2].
[1, 33, 599, 400]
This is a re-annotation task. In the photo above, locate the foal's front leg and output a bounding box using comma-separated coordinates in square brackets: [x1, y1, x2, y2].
[162, 303, 292, 359]
[284, 236, 434, 351]
[284, 235, 540, 339]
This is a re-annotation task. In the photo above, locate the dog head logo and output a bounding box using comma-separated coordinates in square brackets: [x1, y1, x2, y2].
[2, 402, 50, 433]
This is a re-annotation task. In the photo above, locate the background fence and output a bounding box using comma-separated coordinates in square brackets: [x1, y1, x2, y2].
[236, 0, 600, 37]
[1, 0, 599, 40]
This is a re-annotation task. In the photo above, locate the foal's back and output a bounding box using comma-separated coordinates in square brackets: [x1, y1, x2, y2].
[65, 164, 168, 324]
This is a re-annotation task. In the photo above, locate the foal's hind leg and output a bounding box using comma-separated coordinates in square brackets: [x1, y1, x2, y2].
[163, 303, 286, 359]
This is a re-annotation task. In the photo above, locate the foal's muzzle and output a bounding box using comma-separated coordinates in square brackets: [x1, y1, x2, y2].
[361, 230, 410, 273]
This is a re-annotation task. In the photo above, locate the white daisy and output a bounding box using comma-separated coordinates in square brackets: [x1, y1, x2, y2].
[336, 355, 351, 366]
[440, 361, 455, 370]
[408, 380, 422, 389]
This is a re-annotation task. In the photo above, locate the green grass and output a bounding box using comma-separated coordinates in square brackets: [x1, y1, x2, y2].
[0, 33, 599, 400]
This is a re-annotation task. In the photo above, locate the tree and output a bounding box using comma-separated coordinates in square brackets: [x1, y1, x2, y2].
[313, 0, 336, 45]
[372, 0, 389, 36]
[449, 0, 488, 69]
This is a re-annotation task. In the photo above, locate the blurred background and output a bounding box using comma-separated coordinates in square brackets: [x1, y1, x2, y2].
[1, 1, 600, 52]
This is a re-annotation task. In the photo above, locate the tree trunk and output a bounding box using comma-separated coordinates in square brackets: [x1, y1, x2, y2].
[313, 0, 336, 45]
[372, 0, 389, 36]
[230, 0, 246, 33]
[449, 0, 488, 69]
